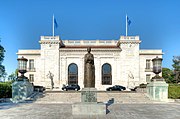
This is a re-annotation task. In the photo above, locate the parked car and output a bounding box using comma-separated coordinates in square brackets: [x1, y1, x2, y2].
[34, 86, 46, 92]
[106, 85, 126, 91]
[62, 84, 80, 91]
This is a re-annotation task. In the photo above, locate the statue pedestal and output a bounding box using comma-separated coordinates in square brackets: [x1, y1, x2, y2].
[72, 88, 106, 115]
[81, 88, 97, 102]
[11, 79, 34, 103]
[147, 79, 169, 101]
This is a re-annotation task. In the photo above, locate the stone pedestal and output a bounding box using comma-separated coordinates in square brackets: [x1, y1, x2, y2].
[11, 79, 34, 103]
[81, 88, 97, 102]
[72, 102, 106, 115]
[72, 88, 106, 115]
[147, 79, 169, 101]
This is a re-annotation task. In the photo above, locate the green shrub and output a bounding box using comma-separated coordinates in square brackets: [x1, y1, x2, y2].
[0, 81, 12, 98]
[139, 83, 147, 88]
[168, 84, 180, 99]
[133, 83, 147, 91]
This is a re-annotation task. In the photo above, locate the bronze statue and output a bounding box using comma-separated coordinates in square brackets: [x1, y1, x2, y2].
[84, 47, 95, 87]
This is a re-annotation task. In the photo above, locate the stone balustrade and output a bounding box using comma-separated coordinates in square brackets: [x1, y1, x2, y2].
[62, 40, 118, 46]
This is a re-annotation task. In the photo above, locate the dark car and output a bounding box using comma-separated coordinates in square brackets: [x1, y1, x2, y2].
[62, 84, 80, 91]
[34, 86, 46, 92]
[106, 85, 126, 91]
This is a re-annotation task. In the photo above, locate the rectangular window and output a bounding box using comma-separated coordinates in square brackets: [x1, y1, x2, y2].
[146, 74, 151, 83]
[146, 59, 151, 69]
[29, 74, 34, 82]
[102, 75, 112, 85]
[29, 59, 35, 71]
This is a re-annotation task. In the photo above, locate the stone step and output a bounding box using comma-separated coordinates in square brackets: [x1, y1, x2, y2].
[35, 92, 155, 104]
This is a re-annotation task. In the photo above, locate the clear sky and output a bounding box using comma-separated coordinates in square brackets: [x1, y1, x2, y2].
[0, 0, 180, 75]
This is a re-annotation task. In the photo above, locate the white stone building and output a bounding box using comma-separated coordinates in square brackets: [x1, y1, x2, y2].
[17, 36, 163, 90]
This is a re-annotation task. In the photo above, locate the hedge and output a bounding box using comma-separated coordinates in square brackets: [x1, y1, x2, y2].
[168, 84, 180, 99]
[135, 83, 180, 99]
[0, 82, 12, 98]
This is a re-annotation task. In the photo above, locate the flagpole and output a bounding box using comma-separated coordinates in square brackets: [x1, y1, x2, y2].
[53, 14, 54, 37]
[126, 14, 127, 36]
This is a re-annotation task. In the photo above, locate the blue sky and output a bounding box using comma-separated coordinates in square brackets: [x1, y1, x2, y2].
[0, 0, 180, 75]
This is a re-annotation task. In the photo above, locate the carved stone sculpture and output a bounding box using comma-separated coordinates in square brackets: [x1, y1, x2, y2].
[84, 47, 95, 87]
[47, 71, 54, 89]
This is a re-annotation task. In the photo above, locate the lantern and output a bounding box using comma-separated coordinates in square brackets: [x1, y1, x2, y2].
[152, 56, 163, 79]
[17, 56, 28, 80]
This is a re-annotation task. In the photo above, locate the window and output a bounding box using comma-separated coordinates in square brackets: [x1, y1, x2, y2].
[146, 74, 151, 83]
[68, 63, 78, 85]
[102, 63, 112, 85]
[146, 59, 151, 69]
[29, 59, 35, 71]
[29, 74, 34, 82]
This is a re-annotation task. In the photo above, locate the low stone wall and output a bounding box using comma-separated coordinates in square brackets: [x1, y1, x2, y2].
[136, 88, 147, 93]
[175, 99, 180, 103]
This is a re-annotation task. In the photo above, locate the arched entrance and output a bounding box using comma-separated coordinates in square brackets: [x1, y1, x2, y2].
[68, 63, 78, 85]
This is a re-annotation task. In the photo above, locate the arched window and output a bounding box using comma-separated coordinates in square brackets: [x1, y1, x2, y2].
[68, 63, 78, 85]
[102, 63, 112, 85]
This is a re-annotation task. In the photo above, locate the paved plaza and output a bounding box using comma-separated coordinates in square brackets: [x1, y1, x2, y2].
[1, 102, 180, 119]
[0, 92, 180, 119]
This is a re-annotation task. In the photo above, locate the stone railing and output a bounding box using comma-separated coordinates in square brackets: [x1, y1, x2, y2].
[62, 40, 118, 46]
[27, 68, 36, 72]
[145, 68, 153, 72]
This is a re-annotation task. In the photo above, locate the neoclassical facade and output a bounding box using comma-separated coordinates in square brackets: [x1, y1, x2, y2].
[17, 36, 163, 90]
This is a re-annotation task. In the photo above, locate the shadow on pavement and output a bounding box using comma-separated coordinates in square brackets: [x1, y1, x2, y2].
[106, 98, 114, 114]
[0, 91, 45, 110]
[0, 101, 29, 110]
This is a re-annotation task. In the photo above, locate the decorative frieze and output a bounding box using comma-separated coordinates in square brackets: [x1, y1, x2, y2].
[39, 40, 61, 44]
[119, 40, 141, 44]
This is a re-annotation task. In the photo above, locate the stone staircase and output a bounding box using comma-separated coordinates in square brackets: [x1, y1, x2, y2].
[35, 91, 157, 104]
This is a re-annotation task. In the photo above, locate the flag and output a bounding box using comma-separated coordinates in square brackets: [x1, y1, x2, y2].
[127, 16, 131, 26]
[54, 18, 58, 28]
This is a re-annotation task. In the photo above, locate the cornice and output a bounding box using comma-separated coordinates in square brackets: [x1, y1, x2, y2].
[59, 48, 122, 52]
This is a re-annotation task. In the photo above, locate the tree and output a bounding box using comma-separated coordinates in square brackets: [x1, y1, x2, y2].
[8, 69, 18, 81]
[8, 72, 16, 81]
[162, 68, 175, 83]
[172, 56, 180, 83]
[0, 41, 6, 80]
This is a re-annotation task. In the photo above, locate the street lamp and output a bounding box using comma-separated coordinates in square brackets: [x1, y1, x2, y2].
[17, 56, 28, 81]
[152, 56, 163, 81]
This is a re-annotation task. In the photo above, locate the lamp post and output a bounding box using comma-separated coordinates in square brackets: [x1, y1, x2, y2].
[147, 56, 169, 101]
[17, 56, 28, 81]
[152, 56, 163, 81]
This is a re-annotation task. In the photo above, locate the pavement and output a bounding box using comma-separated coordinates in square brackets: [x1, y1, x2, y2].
[0, 102, 180, 119]
[0, 92, 180, 119]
